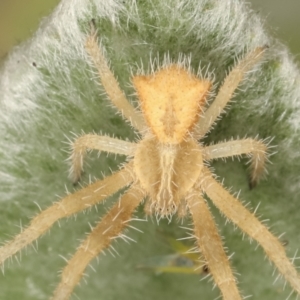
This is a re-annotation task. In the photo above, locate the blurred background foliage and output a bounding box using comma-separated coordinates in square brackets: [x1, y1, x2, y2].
[0, 0, 299, 63]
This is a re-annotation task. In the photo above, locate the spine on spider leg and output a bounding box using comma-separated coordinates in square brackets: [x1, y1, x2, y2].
[51, 186, 144, 300]
[187, 192, 242, 300]
[0, 167, 132, 266]
[202, 169, 300, 295]
[248, 138, 269, 189]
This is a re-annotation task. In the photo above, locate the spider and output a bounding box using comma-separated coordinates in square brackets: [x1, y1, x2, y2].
[1, 27, 300, 300]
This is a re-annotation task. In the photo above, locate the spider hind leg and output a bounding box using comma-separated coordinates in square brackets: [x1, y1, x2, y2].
[195, 47, 266, 138]
[85, 27, 146, 132]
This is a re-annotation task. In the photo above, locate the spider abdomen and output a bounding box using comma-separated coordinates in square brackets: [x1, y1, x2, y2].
[132, 65, 211, 144]
[134, 137, 203, 217]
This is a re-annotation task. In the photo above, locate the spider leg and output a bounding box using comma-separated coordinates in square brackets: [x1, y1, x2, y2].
[69, 133, 136, 183]
[85, 28, 146, 133]
[201, 166, 300, 294]
[51, 185, 144, 300]
[203, 138, 269, 188]
[0, 163, 134, 266]
[195, 47, 266, 138]
[187, 190, 241, 300]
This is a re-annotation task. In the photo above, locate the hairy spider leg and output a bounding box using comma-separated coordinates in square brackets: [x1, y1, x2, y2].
[201, 167, 300, 295]
[51, 185, 144, 300]
[187, 191, 241, 300]
[85, 29, 146, 132]
[0, 164, 133, 266]
[70, 134, 136, 183]
[203, 138, 268, 187]
[195, 47, 266, 138]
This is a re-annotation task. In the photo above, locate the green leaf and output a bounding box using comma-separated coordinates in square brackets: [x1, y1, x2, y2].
[0, 0, 300, 299]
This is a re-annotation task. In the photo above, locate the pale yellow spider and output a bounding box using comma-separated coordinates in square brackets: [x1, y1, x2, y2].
[1, 27, 300, 300]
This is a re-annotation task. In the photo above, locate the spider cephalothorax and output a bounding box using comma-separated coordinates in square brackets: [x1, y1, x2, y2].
[1, 27, 300, 300]
[134, 135, 203, 218]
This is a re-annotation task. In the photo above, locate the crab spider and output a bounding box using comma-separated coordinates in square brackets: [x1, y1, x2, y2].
[1, 27, 300, 300]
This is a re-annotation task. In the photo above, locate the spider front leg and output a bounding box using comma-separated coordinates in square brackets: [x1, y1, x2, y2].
[51, 185, 144, 300]
[203, 138, 269, 187]
[0, 164, 133, 266]
[195, 47, 266, 138]
[69, 133, 136, 183]
[201, 167, 300, 295]
[187, 191, 241, 300]
[85, 27, 146, 132]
